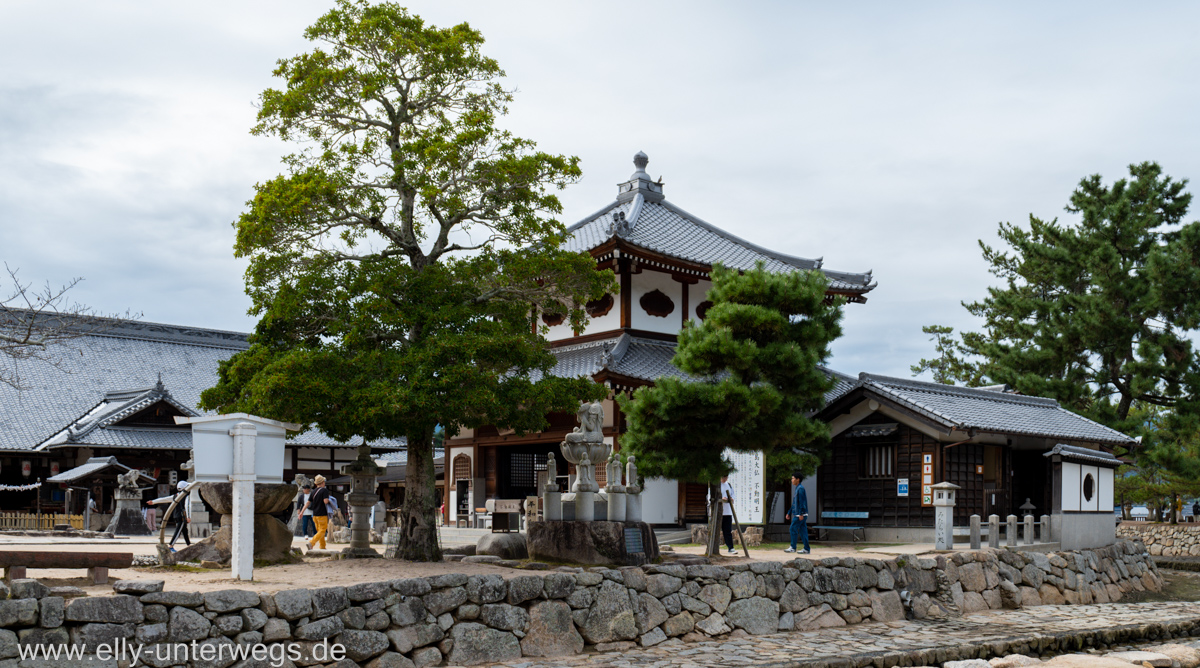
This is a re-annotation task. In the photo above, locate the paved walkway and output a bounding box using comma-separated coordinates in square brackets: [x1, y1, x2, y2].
[494, 602, 1200, 668]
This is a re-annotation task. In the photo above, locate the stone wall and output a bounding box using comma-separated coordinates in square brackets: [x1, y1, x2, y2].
[1119, 522, 1200, 556]
[0, 540, 1160, 667]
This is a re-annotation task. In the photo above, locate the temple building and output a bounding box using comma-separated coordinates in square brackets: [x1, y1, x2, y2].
[0, 315, 402, 518]
[443, 153, 877, 525]
[812, 371, 1135, 541]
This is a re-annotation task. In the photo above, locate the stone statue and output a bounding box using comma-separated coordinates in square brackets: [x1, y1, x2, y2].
[565, 401, 604, 443]
[116, 469, 140, 491]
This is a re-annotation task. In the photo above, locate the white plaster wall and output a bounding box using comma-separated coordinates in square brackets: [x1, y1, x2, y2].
[691, 278, 712, 322]
[1061, 462, 1081, 511]
[641, 477, 678, 524]
[631, 270, 683, 335]
[1080, 465, 1100, 512]
[542, 298, 620, 342]
[1099, 467, 1115, 511]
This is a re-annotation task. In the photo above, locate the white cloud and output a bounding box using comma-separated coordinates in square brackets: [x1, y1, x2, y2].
[2, 1, 1199, 379]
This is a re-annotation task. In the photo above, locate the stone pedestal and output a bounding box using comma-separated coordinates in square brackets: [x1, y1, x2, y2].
[105, 488, 151, 536]
[527, 520, 659, 566]
[624, 457, 642, 523]
[544, 491, 561, 521]
[575, 491, 595, 522]
[969, 514, 981, 550]
[173, 482, 297, 565]
[341, 444, 384, 559]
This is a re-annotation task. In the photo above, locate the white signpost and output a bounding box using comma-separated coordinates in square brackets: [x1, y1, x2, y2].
[175, 414, 299, 581]
[724, 449, 765, 525]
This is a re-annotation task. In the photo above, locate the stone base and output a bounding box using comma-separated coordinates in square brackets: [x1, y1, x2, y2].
[105, 507, 151, 536]
[172, 513, 296, 565]
[341, 546, 381, 559]
[477, 532, 529, 560]
[526, 521, 658, 566]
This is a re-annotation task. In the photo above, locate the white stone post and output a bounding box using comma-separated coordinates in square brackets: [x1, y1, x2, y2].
[1040, 514, 1051, 544]
[625, 456, 642, 523]
[229, 422, 257, 581]
[931, 482, 959, 551]
[543, 453, 561, 521]
[969, 514, 981, 550]
[988, 514, 1000, 548]
[575, 455, 595, 522]
[1023, 514, 1035, 545]
[1006, 515, 1018, 547]
[605, 453, 626, 522]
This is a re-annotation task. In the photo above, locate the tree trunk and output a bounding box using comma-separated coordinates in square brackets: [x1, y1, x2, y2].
[706, 482, 721, 557]
[1171, 493, 1179, 525]
[396, 429, 442, 562]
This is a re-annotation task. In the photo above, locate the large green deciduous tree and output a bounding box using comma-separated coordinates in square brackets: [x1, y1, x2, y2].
[199, 0, 614, 561]
[912, 162, 1200, 443]
[618, 263, 842, 555]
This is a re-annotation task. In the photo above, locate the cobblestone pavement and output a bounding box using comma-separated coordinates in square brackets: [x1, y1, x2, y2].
[491, 602, 1200, 668]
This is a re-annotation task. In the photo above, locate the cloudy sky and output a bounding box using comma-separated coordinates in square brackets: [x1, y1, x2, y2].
[2, 1, 1199, 380]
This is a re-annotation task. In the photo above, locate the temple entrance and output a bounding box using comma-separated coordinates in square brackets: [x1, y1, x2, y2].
[1010, 449, 1050, 517]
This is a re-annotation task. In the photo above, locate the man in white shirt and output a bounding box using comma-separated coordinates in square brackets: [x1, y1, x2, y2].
[720, 475, 736, 555]
[298, 484, 315, 538]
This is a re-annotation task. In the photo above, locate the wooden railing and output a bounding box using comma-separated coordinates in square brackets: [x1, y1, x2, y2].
[0, 512, 84, 530]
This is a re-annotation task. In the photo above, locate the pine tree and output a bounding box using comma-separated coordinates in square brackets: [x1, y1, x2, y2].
[618, 263, 842, 555]
[913, 162, 1200, 443]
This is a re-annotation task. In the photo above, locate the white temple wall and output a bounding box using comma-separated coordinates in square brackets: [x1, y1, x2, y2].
[631, 270, 684, 335]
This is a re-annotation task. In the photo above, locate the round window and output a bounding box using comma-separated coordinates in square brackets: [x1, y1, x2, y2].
[1083, 473, 1094, 502]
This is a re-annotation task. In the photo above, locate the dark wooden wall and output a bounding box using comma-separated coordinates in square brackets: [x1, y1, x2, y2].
[819, 418, 1021, 528]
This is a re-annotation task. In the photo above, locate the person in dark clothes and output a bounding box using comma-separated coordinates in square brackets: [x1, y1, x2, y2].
[148, 480, 192, 551]
[784, 472, 810, 554]
[720, 475, 735, 555]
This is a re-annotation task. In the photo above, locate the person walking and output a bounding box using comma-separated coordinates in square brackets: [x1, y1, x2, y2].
[297, 484, 315, 538]
[719, 475, 736, 555]
[784, 472, 810, 554]
[147, 480, 192, 551]
[299, 475, 332, 550]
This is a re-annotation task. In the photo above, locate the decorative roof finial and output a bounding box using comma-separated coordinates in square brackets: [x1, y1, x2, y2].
[155, 373, 164, 392]
[633, 151, 649, 172]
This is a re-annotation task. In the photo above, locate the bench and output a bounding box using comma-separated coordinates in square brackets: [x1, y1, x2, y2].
[810, 511, 868, 542]
[0, 551, 133, 584]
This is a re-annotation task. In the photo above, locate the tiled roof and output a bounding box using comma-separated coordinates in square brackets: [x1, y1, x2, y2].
[47, 456, 157, 484]
[541, 334, 695, 383]
[0, 315, 404, 452]
[826, 372, 1135, 446]
[561, 158, 876, 296]
[821, 367, 858, 405]
[1044, 443, 1123, 467]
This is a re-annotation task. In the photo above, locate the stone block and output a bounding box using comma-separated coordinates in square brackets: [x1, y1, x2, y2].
[203, 589, 260, 614]
[168, 606, 211, 642]
[338, 629, 390, 662]
[311, 586, 349, 618]
[65, 595, 143, 623]
[506, 575, 543, 605]
[579, 580, 636, 644]
[140, 591, 204, 607]
[447, 622, 521, 666]
[521, 600, 584, 657]
[112, 580, 164, 595]
[725, 597, 779, 635]
[477, 532, 528, 559]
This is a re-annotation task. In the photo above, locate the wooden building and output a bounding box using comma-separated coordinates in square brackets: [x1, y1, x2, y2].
[443, 153, 877, 525]
[0, 314, 403, 515]
[812, 371, 1136, 541]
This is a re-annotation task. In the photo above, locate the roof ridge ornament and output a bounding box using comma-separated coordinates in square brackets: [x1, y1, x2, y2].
[616, 151, 665, 205]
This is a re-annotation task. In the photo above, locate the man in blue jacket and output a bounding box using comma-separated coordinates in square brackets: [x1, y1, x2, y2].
[784, 472, 810, 554]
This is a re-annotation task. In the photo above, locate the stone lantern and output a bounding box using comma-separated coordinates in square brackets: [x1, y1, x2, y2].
[341, 443, 385, 559]
[931, 482, 960, 551]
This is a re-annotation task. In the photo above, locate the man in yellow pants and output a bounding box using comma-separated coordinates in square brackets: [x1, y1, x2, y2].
[297, 475, 331, 550]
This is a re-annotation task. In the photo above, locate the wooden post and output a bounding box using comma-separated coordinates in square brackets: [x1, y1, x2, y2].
[726, 493, 751, 558]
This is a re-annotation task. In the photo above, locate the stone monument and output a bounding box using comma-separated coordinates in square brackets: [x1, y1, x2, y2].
[931, 481, 959, 551]
[171, 414, 301, 572]
[526, 400, 659, 566]
[105, 469, 151, 536]
[340, 443, 384, 558]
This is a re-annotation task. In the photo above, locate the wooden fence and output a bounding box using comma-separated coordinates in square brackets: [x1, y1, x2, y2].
[0, 512, 84, 530]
